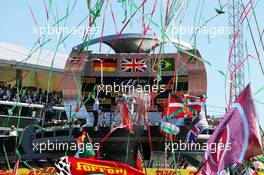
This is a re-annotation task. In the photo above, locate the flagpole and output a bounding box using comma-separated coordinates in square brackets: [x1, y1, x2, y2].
[139, 142, 148, 175]
[125, 101, 131, 164]
[258, 125, 264, 157]
[162, 93, 171, 173]
[194, 160, 208, 175]
[166, 93, 171, 121]
[166, 93, 178, 173]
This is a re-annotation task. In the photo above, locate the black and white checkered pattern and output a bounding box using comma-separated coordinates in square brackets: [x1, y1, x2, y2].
[54, 156, 71, 175]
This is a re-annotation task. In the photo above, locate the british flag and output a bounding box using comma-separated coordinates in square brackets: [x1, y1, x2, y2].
[122, 57, 147, 72]
[185, 102, 209, 143]
[185, 115, 209, 143]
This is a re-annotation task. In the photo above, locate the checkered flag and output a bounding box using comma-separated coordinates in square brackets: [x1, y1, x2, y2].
[54, 156, 71, 175]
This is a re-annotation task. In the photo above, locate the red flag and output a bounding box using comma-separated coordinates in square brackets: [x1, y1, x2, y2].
[122, 103, 134, 132]
[201, 84, 262, 174]
[166, 93, 205, 119]
[234, 84, 262, 160]
[55, 156, 145, 175]
[136, 150, 144, 172]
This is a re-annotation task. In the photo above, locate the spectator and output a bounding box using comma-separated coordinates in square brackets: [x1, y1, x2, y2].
[27, 90, 33, 103]
[12, 92, 20, 102]
[35, 88, 43, 103]
[9, 125, 17, 137]
[11, 87, 17, 101]
[20, 90, 28, 103]
[2, 84, 9, 100]
[93, 98, 100, 130]
[58, 97, 64, 107]
[42, 90, 48, 103]
[0, 87, 4, 100]
[51, 90, 58, 104]
[45, 96, 54, 122]
[5, 84, 12, 100]
[0, 82, 64, 108]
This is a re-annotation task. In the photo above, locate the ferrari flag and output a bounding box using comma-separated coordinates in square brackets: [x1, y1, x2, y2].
[55, 156, 145, 175]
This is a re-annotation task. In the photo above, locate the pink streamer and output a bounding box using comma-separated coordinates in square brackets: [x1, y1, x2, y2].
[42, 0, 49, 20]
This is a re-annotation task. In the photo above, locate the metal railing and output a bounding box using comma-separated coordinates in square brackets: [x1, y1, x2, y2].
[0, 100, 65, 133]
[0, 100, 64, 110]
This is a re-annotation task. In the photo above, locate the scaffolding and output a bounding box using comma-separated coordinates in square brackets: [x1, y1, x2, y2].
[228, 0, 245, 102]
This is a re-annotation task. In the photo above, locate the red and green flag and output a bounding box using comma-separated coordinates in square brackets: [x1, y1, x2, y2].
[166, 93, 205, 119]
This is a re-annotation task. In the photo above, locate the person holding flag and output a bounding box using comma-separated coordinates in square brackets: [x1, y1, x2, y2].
[185, 101, 209, 143]
[160, 93, 207, 141]
[75, 129, 96, 159]
[195, 84, 263, 174]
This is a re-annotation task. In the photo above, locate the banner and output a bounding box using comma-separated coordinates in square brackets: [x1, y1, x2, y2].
[0, 167, 56, 175]
[55, 156, 144, 175]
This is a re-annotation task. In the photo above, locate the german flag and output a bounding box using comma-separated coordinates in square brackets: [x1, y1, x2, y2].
[94, 59, 117, 72]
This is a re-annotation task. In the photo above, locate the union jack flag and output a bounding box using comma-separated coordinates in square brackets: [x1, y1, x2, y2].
[185, 114, 209, 143]
[122, 58, 147, 72]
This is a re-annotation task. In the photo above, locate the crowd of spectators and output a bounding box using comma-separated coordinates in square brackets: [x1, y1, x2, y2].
[0, 82, 65, 124]
[0, 82, 63, 106]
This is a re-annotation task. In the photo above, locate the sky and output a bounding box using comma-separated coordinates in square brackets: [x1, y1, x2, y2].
[0, 0, 264, 127]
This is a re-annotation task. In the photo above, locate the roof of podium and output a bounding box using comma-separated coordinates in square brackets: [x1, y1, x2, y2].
[0, 42, 67, 72]
[74, 33, 193, 53]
